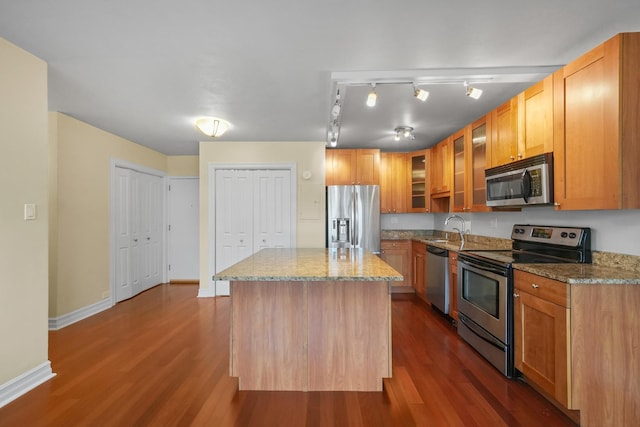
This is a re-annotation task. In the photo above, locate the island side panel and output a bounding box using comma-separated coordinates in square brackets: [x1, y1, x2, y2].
[307, 280, 391, 391]
[230, 281, 307, 391]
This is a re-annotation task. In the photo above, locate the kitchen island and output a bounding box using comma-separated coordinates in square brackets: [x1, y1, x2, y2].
[214, 248, 403, 392]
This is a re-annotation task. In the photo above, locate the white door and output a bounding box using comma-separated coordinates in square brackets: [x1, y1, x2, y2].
[115, 167, 133, 302]
[253, 170, 292, 250]
[215, 170, 254, 273]
[214, 168, 294, 296]
[114, 167, 164, 302]
[168, 178, 199, 281]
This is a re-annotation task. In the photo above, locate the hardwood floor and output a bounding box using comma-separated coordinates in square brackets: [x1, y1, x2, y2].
[0, 284, 578, 426]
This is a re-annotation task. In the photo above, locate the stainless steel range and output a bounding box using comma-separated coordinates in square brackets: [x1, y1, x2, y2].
[457, 224, 591, 377]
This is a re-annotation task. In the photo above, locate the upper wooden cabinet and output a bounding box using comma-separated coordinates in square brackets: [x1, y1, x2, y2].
[553, 32, 640, 210]
[408, 150, 430, 213]
[325, 148, 380, 185]
[451, 114, 491, 213]
[380, 152, 408, 213]
[489, 97, 519, 167]
[430, 137, 451, 195]
[517, 74, 554, 158]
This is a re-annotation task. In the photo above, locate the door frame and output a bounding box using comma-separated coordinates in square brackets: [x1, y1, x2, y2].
[207, 163, 297, 297]
[109, 158, 168, 306]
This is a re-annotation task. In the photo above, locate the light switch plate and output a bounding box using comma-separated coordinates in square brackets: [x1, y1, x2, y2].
[24, 203, 36, 220]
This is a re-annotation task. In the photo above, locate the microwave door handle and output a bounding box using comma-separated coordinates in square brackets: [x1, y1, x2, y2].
[521, 169, 532, 203]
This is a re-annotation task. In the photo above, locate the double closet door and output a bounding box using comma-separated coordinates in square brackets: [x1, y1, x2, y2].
[215, 169, 293, 282]
[115, 167, 164, 302]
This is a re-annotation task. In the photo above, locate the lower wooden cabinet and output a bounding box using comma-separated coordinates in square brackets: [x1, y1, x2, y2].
[381, 240, 412, 291]
[513, 270, 571, 408]
[448, 252, 458, 321]
[411, 241, 426, 300]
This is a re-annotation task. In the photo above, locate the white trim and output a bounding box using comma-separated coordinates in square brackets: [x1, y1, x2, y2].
[207, 163, 297, 296]
[48, 297, 112, 330]
[0, 361, 55, 409]
[109, 158, 168, 306]
[197, 285, 217, 298]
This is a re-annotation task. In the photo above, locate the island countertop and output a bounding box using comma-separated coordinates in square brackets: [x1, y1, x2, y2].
[214, 248, 404, 282]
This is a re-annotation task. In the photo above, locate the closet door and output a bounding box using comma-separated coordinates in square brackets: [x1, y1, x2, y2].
[215, 170, 254, 273]
[115, 168, 133, 302]
[140, 173, 163, 290]
[253, 170, 292, 251]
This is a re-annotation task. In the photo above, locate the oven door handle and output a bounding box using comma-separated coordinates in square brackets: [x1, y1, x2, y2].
[458, 314, 506, 350]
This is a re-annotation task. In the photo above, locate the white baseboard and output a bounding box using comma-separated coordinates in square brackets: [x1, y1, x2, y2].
[197, 285, 217, 298]
[0, 361, 55, 409]
[197, 281, 230, 298]
[48, 297, 112, 330]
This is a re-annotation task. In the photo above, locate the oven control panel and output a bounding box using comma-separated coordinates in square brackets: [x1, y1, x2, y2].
[511, 224, 589, 247]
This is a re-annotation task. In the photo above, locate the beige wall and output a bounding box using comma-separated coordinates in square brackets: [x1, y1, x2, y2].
[198, 141, 326, 293]
[0, 39, 49, 384]
[49, 113, 168, 317]
[167, 155, 198, 176]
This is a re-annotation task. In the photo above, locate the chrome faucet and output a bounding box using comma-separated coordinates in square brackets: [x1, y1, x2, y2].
[444, 214, 465, 246]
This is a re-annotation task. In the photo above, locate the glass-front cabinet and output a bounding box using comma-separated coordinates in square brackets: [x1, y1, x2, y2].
[470, 115, 490, 211]
[452, 129, 466, 212]
[409, 150, 430, 212]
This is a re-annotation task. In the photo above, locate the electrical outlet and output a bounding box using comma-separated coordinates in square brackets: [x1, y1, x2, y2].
[101, 291, 110, 299]
[390, 216, 398, 224]
[465, 221, 471, 233]
[489, 218, 498, 229]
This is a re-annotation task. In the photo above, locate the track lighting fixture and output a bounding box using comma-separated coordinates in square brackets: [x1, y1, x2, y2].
[413, 84, 429, 101]
[366, 83, 377, 107]
[195, 117, 231, 137]
[464, 81, 483, 99]
[394, 126, 415, 141]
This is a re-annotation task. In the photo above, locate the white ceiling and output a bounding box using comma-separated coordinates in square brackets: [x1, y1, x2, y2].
[1, 1, 639, 155]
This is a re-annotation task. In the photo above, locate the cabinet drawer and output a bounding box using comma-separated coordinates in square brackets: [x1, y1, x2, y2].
[514, 270, 569, 308]
[381, 240, 411, 250]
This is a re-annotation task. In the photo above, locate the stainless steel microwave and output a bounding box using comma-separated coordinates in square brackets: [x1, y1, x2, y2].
[485, 153, 553, 207]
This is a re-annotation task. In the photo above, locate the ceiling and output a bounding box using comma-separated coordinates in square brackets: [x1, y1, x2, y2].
[1, 1, 639, 155]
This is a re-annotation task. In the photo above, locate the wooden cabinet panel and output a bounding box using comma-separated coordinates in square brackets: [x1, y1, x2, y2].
[381, 240, 412, 290]
[448, 252, 458, 322]
[325, 149, 380, 186]
[451, 129, 466, 212]
[553, 32, 640, 210]
[408, 150, 430, 212]
[380, 152, 408, 213]
[490, 97, 519, 167]
[517, 74, 554, 158]
[430, 138, 451, 194]
[411, 241, 426, 299]
[514, 270, 571, 408]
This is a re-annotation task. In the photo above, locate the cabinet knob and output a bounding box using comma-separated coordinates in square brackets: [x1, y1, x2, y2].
[513, 292, 520, 298]
[531, 283, 539, 289]
[517, 153, 523, 159]
[510, 155, 515, 160]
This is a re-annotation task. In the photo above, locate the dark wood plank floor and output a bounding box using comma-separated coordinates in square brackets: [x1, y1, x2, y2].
[0, 284, 578, 426]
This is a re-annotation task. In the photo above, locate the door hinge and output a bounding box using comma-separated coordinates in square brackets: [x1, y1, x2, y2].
[168, 264, 171, 271]
[168, 224, 171, 231]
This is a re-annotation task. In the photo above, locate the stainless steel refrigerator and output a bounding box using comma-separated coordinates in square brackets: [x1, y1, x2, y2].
[326, 185, 380, 254]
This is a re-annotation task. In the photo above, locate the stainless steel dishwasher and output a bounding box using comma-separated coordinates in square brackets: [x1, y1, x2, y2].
[425, 245, 449, 314]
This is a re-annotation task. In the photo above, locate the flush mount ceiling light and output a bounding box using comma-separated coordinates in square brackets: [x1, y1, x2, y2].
[195, 117, 231, 137]
[413, 84, 429, 101]
[366, 83, 377, 107]
[464, 81, 483, 99]
[394, 126, 415, 141]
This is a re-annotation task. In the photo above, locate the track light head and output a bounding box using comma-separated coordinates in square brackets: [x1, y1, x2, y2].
[366, 83, 377, 107]
[413, 84, 429, 101]
[394, 126, 415, 141]
[464, 81, 483, 99]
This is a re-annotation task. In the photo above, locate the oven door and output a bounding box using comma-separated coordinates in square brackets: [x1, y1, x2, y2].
[457, 256, 509, 343]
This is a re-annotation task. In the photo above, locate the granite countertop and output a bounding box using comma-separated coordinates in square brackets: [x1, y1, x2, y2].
[213, 248, 404, 282]
[382, 229, 640, 285]
[514, 263, 640, 285]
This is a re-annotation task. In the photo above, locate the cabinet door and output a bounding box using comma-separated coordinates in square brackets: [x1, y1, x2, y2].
[451, 129, 466, 212]
[553, 35, 621, 210]
[490, 97, 518, 167]
[411, 241, 426, 298]
[430, 138, 451, 194]
[409, 150, 430, 212]
[381, 240, 411, 289]
[380, 153, 407, 213]
[448, 252, 458, 321]
[469, 115, 491, 211]
[355, 149, 380, 185]
[514, 271, 571, 408]
[518, 74, 553, 158]
[326, 149, 357, 185]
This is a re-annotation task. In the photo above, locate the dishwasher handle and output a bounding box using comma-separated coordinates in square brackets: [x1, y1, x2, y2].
[426, 245, 448, 257]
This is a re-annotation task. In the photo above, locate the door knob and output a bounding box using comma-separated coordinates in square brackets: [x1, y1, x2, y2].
[513, 292, 520, 298]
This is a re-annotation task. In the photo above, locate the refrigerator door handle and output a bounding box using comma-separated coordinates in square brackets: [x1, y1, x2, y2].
[352, 188, 358, 247]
